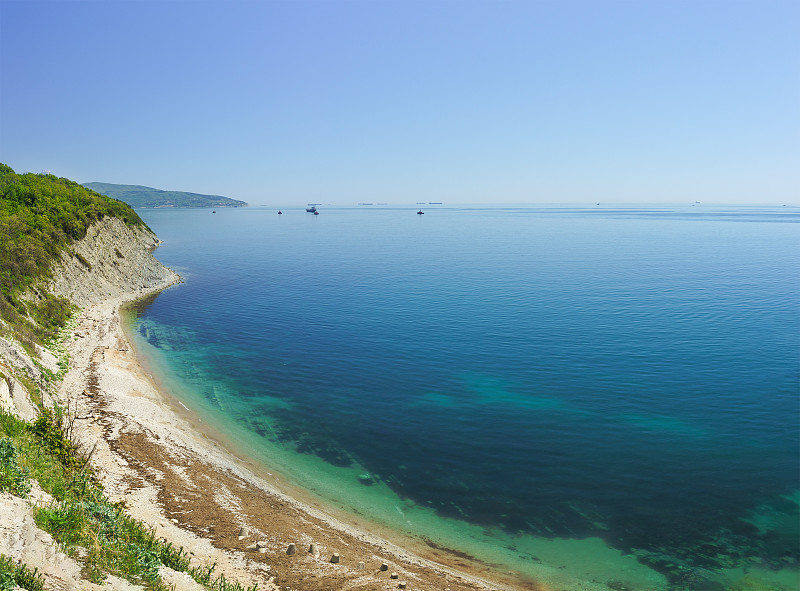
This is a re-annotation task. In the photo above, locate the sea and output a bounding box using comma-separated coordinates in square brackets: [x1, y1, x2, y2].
[125, 204, 799, 591]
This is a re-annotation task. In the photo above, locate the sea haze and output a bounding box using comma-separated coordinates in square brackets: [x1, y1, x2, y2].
[128, 205, 800, 590]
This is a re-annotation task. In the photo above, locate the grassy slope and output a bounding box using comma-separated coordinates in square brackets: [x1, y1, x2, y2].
[0, 164, 147, 348]
[83, 182, 247, 209]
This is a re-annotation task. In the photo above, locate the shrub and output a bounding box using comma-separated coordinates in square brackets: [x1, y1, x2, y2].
[0, 437, 31, 497]
[28, 407, 86, 472]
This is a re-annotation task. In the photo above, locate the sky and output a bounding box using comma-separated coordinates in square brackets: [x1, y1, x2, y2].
[1, 0, 798, 206]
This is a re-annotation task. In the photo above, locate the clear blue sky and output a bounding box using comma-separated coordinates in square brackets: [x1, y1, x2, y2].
[1, 0, 798, 205]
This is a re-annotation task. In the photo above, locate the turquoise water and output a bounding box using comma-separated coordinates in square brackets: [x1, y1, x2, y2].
[128, 205, 799, 590]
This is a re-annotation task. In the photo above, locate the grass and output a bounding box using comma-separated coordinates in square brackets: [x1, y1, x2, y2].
[0, 554, 44, 591]
[0, 408, 257, 591]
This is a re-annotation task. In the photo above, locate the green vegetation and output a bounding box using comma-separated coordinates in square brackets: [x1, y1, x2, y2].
[0, 554, 44, 591]
[0, 408, 256, 591]
[0, 163, 144, 347]
[0, 437, 31, 497]
[83, 182, 247, 209]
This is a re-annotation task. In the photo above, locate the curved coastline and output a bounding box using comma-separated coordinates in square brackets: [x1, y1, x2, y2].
[119, 288, 679, 591]
[66, 279, 522, 591]
[95, 206, 800, 591]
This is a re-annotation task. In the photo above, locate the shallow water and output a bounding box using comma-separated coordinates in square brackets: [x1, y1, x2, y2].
[128, 205, 800, 590]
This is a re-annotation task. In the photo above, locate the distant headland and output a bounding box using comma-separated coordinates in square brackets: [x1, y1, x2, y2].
[83, 182, 247, 209]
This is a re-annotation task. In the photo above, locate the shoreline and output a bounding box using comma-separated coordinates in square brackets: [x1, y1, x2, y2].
[114, 288, 686, 591]
[60, 281, 525, 591]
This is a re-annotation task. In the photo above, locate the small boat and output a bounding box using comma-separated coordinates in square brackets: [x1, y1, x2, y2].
[417, 209, 424, 215]
[212, 210, 216, 213]
[306, 205, 317, 213]
[313, 210, 319, 215]
[278, 210, 282, 215]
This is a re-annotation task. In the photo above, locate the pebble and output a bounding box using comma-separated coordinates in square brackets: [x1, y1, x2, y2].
[330, 553, 340, 563]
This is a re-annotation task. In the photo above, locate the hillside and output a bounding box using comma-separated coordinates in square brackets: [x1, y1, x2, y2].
[0, 164, 150, 347]
[83, 182, 247, 209]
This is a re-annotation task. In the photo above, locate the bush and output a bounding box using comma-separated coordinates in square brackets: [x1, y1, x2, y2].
[28, 407, 85, 471]
[0, 437, 31, 497]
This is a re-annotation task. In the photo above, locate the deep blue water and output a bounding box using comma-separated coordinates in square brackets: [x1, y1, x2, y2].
[129, 205, 799, 590]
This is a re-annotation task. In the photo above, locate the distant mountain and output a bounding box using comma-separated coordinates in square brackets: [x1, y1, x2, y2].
[83, 182, 247, 209]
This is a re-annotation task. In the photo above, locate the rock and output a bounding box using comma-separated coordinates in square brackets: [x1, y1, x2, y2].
[380, 562, 389, 571]
[286, 543, 296, 555]
[309, 542, 319, 557]
[357, 561, 365, 570]
[391, 572, 398, 579]
[330, 553, 340, 563]
[44, 217, 180, 309]
[238, 526, 248, 540]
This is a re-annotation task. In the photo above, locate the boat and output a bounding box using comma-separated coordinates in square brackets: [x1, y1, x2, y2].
[417, 209, 424, 215]
[212, 210, 216, 213]
[306, 206, 317, 213]
[313, 210, 319, 215]
[278, 210, 282, 215]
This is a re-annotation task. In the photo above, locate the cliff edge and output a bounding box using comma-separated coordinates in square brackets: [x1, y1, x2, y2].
[44, 216, 180, 308]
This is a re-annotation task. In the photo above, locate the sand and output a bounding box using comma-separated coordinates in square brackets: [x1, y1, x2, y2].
[56, 282, 526, 591]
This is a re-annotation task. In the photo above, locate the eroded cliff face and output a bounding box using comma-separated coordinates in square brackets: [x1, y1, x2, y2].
[1, 215, 180, 419]
[45, 216, 180, 308]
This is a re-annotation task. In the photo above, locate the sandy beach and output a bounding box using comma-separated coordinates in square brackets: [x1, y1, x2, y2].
[57, 282, 527, 591]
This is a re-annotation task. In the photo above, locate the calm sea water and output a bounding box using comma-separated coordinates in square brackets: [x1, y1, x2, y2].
[128, 205, 799, 590]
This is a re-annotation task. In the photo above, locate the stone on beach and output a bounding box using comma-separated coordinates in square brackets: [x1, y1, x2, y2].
[309, 542, 319, 557]
[330, 553, 340, 563]
[286, 543, 296, 555]
[380, 562, 389, 571]
[238, 526, 249, 540]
